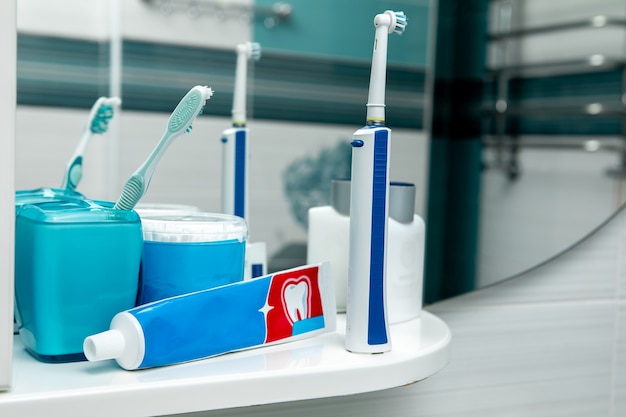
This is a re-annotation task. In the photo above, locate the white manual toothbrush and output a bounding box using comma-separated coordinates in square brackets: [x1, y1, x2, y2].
[345, 10, 407, 354]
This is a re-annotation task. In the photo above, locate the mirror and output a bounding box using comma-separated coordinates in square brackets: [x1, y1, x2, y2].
[16, 0, 624, 303]
[479, 0, 626, 287]
[14, 0, 433, 278]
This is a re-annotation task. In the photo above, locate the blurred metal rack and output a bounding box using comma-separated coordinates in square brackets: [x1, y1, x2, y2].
[489, 15, 626, 41]
[485, 56, 626, 79]
[484, 1, 626, 180]
[141, 0, 293, 28]
[483, 135, 626, 151]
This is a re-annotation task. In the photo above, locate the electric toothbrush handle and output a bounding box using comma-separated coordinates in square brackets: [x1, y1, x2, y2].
[221, 127, 248, 220]
[345, 126, 392, 354]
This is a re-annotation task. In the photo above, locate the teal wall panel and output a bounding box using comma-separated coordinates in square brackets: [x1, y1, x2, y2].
[16, 35, 424, 129]
[424, 0, 488, 303]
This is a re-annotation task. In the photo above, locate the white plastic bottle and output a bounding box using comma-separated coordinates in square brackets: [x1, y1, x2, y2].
[307, 179, 351, 312]
[386, 182, 425, 324]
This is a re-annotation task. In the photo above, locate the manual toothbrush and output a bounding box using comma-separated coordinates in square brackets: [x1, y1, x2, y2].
[221, 41, 261, 220]
[61, 96, 121, 191]
[345, 10, 407, 354]
[114, 85, 214, 211]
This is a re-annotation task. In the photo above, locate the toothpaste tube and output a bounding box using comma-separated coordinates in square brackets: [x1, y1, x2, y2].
[83, 263, 336, 370]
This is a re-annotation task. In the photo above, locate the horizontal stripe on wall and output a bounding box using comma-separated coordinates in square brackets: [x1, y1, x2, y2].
[484, 68, 625, 135]
[16, 34, 426, 129]
[17, 34, 110, 109]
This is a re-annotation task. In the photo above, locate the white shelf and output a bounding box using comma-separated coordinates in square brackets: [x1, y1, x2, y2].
[0, 312, 450, 416]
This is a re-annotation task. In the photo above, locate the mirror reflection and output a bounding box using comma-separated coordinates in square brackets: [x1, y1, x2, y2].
[479, 0, 626, 287]
[15, 0, 626, 304]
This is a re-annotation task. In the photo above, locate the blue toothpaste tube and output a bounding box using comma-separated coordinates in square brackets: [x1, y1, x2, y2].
[83, 263, 336, 370]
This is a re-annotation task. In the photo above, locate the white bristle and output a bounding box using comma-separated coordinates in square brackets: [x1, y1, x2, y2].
[103, 96, 122, 107]
[391, 11, 407, 35]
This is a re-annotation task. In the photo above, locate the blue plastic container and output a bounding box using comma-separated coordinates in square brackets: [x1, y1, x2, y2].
[138, 212, 247, 305]
[14, 199, 143, 362]
[13, 188, 86, 334]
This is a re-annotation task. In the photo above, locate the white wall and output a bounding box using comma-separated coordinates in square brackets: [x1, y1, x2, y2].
[17, 0, 251, 48]
[17, 0, 110, 40]
[120, 0, 251, 48]
[0, 0, 16, 392]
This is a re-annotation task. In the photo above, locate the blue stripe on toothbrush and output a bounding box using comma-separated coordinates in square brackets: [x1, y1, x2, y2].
[368, 128, 389, 346]
[234, 129, 247, 218]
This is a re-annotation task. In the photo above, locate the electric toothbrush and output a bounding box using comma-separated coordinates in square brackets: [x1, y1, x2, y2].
[221, 41, 261, 220]
[345, 10, 407, 354]
[221, 42, 266, 279]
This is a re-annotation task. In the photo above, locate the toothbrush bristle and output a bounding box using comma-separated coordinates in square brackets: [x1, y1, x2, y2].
[393, 11, 407, 35]
[250, 42, 262, 61]
[90, 104, 115, 134]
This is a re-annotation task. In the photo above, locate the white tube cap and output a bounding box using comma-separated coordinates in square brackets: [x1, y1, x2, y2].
[84, 329, 125, 362]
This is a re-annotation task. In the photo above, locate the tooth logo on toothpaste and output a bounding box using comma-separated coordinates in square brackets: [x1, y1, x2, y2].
[284, 281, 308, 323]
[264, 266, 325, 343]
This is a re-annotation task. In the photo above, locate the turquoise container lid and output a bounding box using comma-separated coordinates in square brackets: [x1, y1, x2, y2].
[15, 187, 85, 209]
[17, 198, 140, 224]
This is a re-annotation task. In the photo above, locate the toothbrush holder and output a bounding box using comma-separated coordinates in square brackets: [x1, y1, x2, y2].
[14, 199, 143, 362]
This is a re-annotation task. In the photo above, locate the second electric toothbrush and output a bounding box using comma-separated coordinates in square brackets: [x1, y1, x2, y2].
[345, 10, 407, 354]
[221, 42, 266, 280]
[221, 42, 261, 220]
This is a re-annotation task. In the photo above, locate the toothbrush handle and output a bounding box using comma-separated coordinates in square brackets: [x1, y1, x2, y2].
[61, 129, 91, 190]
[345, 126, 392, 354]
[62, 156, 83, 191]
[221, 127, 248, 220]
